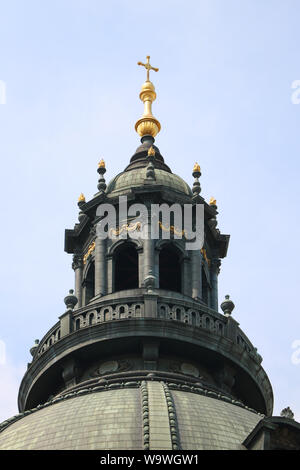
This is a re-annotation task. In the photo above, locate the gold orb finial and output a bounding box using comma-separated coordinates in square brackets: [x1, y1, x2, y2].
[78, 193, 85, 203]
[98, 158, 105, 168]
[193, 162, 201, 173]
[135, 56, 161, 138]
[148, 146, 155, 157]
[209, 197, 217, 206]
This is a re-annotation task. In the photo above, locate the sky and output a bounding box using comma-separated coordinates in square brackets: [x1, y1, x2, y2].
[0, 0, 299, 423]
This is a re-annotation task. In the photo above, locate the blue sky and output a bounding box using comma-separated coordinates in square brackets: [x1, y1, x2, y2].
[0, 0, 299, 422]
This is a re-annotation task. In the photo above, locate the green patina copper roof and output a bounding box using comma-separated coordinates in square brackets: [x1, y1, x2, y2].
[106, 168, 192, 196]
[0, 382, 262, 450]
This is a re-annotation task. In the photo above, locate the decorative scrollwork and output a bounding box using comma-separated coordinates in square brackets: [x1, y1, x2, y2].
[83, 242, 96, 264]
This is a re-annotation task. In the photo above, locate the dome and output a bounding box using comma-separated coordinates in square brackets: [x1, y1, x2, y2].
[107, 168, 193, 197]
[0, 380, 263, 450]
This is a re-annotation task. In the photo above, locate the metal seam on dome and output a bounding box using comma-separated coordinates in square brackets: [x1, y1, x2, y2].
[162, 382, 181, 450]
[147, 381, 172, 450]
[140, 381, 150, 450]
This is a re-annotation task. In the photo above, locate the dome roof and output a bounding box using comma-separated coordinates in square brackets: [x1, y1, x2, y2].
[107, 168, 192, 197]
[0, 381, 263, 450]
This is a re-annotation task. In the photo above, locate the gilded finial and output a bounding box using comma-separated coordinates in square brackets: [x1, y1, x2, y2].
[192, 162, 201, 197]
[97, 158, 106, 192]
[148, 146, 155, 157]
[78, 193, 85, 203]
[135, 56, 161, 138]
[193, 162, 201, 173]
[209, 197, 217, 206]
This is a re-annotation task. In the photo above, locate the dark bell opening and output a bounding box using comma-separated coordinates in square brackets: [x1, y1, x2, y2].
[159, 245, 182, 293]
[115, 244, 139, 291]
[85, 261, 95, 303]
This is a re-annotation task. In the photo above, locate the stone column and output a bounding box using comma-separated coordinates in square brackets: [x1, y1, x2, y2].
[143, 221, 156, 286]
[210, 259, 221, 312]
[94, 237, 107, 297]
[72, 254, 83, 309]
[138, 247, 144, 287]
[182, 256, 191, 297]
[192, 249, 202, 300]
[107, 255, 114, 294]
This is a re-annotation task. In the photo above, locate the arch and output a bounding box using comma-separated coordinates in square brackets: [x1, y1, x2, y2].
[108, 238, 143, 256]
[135, 304, 141, 317]
[159, 243, 182, 293]
[117, 304, 128, 319]
[89, 312, 95, 326]
[155, 239, 186, 257]
[114, 242, 139, 292]
[84, 261, 95, 304]
[102, 307, 113, 321]
[204, 315, 211, 330]
[159, 304, 167, 319]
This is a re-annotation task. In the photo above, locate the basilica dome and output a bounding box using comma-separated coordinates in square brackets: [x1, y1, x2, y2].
[106, 167, 192, 197]
[2, 56, 298, 452]
[0, 380, 262, 450]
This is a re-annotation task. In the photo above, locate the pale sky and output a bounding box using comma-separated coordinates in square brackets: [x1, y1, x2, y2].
[0, 0, 299, 423]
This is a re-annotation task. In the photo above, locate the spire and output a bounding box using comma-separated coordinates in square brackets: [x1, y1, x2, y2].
[146, 147, 156, 180]
[192, 162, 201, 197]
[135, 56, 161, 139]
[97, 158, 107, 193]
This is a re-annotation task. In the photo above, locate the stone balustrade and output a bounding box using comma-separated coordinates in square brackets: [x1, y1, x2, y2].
[33, 291, 258, 363]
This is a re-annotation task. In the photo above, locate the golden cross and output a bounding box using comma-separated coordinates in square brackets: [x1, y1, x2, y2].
[137, 56, 159, 82]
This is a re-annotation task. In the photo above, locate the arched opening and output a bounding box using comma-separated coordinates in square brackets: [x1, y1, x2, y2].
[84, 261, 95, 304]
[159, 245, 182, 293]
[114, 243, 139, 291]
[89, 313, 94, 326]
[104, 309, 110, 321]
[202, 267, 210, 305]
[159, 305, 166, 319]
[135, 305, 141, 317]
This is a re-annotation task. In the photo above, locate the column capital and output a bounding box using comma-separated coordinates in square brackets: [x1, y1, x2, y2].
[72, 254, 83, 270]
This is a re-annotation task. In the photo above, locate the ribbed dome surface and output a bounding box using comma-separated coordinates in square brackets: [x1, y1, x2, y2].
[107, 168, 192, 196]
[0, 381, 263, 450]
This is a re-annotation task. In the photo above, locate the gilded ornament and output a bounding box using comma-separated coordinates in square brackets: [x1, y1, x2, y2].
[135, 56, 161, 138]
[148, 146, 155, 157]
[158, 221, 186, 237]
[83, 241, 96, 264]
[109, 222, 142, 237]
[193, 163, 201, 173]
[137, 55, 159, 82]
[201, 248, 211, 266]
[78, 193, 85, 203]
